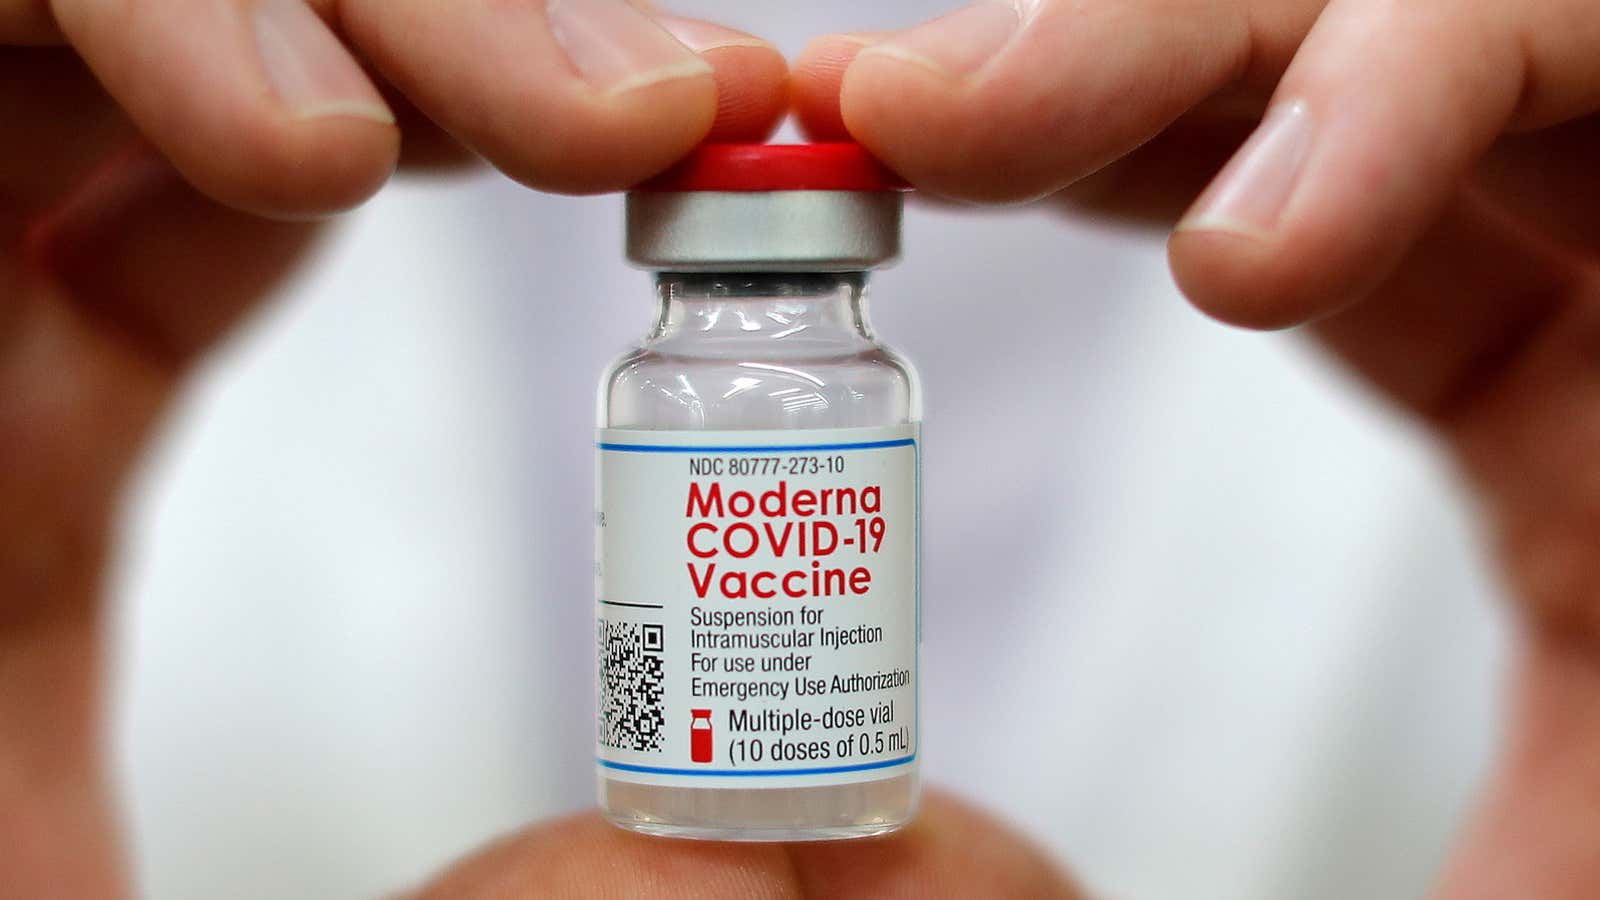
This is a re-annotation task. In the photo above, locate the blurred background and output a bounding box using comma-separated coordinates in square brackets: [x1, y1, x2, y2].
[109, 3, 1510, 898]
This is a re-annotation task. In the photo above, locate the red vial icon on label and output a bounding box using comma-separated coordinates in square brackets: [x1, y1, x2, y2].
[690, 709, 714, 763]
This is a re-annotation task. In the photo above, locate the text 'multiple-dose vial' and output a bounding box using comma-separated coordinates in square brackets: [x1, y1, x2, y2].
[595, 144, 922, 841]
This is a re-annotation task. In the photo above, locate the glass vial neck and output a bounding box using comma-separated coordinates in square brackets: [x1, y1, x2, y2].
[651, 272, 875, 345]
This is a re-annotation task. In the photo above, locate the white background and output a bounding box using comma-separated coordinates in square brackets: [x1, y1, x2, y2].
[112, 2, 1509, 897]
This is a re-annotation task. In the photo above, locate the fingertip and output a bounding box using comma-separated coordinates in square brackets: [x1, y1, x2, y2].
[52, 0, 402, 219]
[787, 788, 1083, 899]
[83, 90, 401, 219]
[1168, 227, 1334, 331]
[827, 0, 1255, 203]
[228, 0, 401, 214]
[656, 17, 790, 141]
[482, 74, 718, 195]
[793, 33, 883, 140]
[839, 49, 1068, 203]
[220, 115, 400, 217]
[340, 0, 723, 195]
[702, 45, 788, 142]
[417, 810, 798, 899]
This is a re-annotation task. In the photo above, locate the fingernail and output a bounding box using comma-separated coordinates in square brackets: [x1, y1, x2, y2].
[252, 0, 394, 124]
[654, 16, 771, 54]
[547, 0, 712, 96]
[861, 1, 1024, 80]
[1178, 101, 1314, 239]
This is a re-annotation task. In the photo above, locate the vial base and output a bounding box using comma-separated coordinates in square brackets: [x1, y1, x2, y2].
[600, 772, 918, 842]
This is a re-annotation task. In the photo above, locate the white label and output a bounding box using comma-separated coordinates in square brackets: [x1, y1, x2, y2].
[596, 425, 920, 788]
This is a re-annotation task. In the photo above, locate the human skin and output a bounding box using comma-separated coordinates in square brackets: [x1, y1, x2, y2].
[4, 0, 1600, 897]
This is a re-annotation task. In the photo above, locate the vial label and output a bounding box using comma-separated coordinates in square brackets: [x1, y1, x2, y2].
[596, 425, 920, 788]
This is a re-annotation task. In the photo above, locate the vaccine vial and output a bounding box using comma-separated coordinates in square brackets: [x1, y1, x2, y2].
[595, 144, 922, 841]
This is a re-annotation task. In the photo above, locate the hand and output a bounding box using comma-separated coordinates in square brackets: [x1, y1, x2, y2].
[0, 1, 792, 893]
[9, 0, 1597, 898]
[1, 5, 1074, 898]
[787, 0, 1600, 895]
[412, 790, 1078, 899]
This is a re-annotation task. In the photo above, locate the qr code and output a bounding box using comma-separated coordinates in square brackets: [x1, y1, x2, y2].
[598, 619, 665, 752]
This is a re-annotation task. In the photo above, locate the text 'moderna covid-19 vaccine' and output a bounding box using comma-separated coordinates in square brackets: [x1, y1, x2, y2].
[595, 144, 922, 841]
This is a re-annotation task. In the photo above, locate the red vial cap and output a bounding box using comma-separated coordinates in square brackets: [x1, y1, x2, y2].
[691, 709, 712, 718]
[637, 143, 909, 193]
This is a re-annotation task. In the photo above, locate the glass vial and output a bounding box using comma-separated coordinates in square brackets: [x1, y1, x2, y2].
[595, 145, 922, 841]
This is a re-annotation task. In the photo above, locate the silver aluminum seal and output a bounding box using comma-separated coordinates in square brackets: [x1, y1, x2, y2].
[626, 191, 902, 272]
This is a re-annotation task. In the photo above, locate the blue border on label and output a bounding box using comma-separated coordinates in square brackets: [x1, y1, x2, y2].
[598, 439, 915, 454]
[598, 754, 916, 778]
[596, 430, 921, 781]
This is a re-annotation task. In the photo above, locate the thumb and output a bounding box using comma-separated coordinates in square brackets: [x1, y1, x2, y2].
[413, 789, 1082, 899]
[1169, 0, 1600, 328]
[793, 0, 1324, 203]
